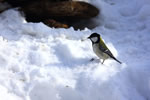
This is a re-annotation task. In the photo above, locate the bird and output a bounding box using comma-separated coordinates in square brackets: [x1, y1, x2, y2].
[88, 32, 122, 64]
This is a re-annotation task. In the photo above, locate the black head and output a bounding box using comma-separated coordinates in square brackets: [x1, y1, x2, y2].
[88, 33, 100, 43]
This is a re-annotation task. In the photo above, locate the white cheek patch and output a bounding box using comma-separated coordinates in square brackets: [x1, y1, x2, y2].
[91, 37, 98, 42]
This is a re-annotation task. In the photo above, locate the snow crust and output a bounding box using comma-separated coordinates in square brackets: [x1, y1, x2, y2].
[0, 0, 150, 100]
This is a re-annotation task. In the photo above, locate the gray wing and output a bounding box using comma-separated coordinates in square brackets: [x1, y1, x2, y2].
[99, 45, 122, 64]
[99, 44, 114, 58]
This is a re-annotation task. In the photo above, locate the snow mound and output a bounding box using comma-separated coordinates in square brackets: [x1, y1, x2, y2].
[0, 0, 150, 100]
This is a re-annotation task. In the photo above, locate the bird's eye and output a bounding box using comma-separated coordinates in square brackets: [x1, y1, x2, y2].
[91, 37, 98, 42]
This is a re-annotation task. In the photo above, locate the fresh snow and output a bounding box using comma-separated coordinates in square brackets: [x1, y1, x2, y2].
[0, 0, 150, 100]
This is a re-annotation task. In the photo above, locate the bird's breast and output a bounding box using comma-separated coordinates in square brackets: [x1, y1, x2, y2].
[92, 44, 109, 60]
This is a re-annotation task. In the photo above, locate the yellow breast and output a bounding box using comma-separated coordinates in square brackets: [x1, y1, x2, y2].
[92, 43, 109, 60]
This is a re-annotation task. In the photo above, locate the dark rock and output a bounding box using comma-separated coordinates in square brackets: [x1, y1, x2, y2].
[5, 0, 71, 7]
[43, 19, 69, 28]
[4, 0, 99, 29]
[0, 0, 4, 2]
[0, 2, 10, 13]
[21, 1, 99, 22]
[5, 0, 30, 7]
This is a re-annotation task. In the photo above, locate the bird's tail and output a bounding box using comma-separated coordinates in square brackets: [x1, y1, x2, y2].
[112, 57, 122, 64]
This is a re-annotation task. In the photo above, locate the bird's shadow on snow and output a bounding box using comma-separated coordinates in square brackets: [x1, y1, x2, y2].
[48, 43, 98, 68]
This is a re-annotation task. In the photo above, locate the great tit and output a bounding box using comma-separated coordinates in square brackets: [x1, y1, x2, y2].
[88, 33, 122, 64]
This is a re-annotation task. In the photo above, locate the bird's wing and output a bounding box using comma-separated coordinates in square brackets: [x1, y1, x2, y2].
[103, 49, 114, 58]
[99, 38, 122, 64]
[99, 38, 114, 58]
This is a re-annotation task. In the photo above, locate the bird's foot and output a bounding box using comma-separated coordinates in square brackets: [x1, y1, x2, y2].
[90, 58, 95, 61]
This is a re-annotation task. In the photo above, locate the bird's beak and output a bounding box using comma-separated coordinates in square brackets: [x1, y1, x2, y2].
[87, 36, 90, 39]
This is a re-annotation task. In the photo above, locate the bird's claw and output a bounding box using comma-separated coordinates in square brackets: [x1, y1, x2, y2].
[90, 58, 95, 61]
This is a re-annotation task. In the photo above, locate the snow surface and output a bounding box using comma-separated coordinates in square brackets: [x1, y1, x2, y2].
[0, 0, 150, 100]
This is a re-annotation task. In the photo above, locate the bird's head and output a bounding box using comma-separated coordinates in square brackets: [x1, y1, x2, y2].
[88, 33, 100, 43]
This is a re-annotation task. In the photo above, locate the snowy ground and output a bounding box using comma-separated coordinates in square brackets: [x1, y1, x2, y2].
[0, 0, 150, 100]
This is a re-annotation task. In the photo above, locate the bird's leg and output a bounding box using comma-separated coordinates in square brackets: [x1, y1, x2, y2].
[101, 59, 105, 64]
[90, 58, 95, 61]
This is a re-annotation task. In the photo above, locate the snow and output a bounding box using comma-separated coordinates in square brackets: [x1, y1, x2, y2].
[0, 0, 150, 100]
